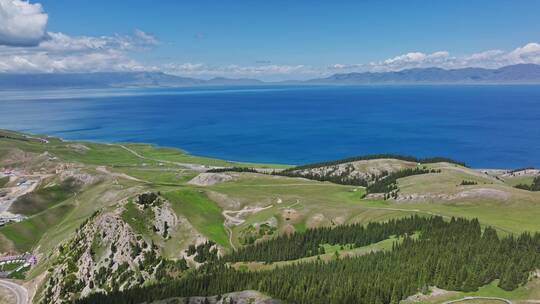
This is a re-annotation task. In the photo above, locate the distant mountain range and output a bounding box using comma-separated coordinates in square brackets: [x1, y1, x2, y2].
[0, 64, 539, 89]
[0, 72, 263, 90]
[308, 64, 540, 84]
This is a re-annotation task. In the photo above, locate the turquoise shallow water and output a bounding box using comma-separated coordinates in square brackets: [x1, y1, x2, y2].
[1, 85, 539, 168]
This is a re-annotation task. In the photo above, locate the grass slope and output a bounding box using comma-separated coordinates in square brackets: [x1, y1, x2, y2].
[9, 178, 79, 216]
[163, 189, 229, 248]
[122, 143, 290, 169]
[0, 176, 9, 188]
[1, 204, 74, 252]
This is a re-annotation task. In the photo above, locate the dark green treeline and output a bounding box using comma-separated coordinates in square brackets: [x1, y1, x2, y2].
[76, 216, 540, 304]
[224, 216, 428, 263]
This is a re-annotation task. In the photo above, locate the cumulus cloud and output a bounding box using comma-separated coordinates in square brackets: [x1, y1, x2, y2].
[0, 30, 158, 73]
[507, 43, 540, 64]
[329, 43, 540, 74]
[0, 0, 158, 73]
[134, 29, 159, 46]
[0, 0, 48, 46]
[0, 0, 538, 80]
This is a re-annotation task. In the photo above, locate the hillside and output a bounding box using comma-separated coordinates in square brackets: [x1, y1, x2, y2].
[0, 129, 539, 303]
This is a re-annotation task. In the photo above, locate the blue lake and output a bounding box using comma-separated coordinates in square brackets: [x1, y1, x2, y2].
[1, 85, 539, 168]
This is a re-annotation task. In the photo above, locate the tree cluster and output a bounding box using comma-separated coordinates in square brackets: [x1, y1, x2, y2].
[515, 176, 540, 191]
[136, 192, 160, 206]
[76, 216, 540, 304]
[224, 216, 428, 263]
[187, 241, 219, 263]
[207, 167, 259, 173]
[274, 164, 371, 186]
[366, 168, 440, 194]
[280, 154, 466, 172]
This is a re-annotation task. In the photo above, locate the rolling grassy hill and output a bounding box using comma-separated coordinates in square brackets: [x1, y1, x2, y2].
[1, 129, 539, 303]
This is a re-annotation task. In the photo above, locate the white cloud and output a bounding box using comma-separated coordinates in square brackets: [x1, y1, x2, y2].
[0, 0, 48, 46]
[0, 1, 537, 80]
[507, 42, 540, 64]
[0, 30, 158, 73]
[134, 29, 159, 46]
[329, 43, 540, 74]
[0, 0, 157, 73]
[0, 0, 539, 80]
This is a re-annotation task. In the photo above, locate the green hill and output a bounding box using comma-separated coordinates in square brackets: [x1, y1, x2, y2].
[1, 129, 539, 303]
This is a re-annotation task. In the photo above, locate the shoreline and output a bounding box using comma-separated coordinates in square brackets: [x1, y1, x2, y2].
[1, 129, 536, 171]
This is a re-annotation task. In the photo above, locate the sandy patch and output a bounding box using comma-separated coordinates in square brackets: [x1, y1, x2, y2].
[307, 213, 325, 227]
[188, 173, 235, 186]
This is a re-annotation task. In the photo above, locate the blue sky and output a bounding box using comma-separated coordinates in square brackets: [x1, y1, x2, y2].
[1, 0, 540, 80]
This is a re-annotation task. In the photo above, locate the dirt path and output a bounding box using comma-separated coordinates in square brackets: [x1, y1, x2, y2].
[222, 205, 274, 250]
[223, 205, 274, 226]
[0, 280, 28, 304]
[96, 166, 146, 183]
[443, 296, 512, 304]
[116, 144, 288, 173]
[115, 144, 216, 171]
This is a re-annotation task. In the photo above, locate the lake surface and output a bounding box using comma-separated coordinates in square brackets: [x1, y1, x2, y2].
[1, 85, 539, 168]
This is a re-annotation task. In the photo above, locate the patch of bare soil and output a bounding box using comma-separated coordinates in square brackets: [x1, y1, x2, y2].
[0, 284, 16, 304]
[67, 144, 90, 153]
[206, 191, 241, 209]
[96, 166, 143, 182]
[188, 173, 236, 186]
[281, 207, 300, 222]
[223, 205, 273, 227]
[307, 213, 325, 227]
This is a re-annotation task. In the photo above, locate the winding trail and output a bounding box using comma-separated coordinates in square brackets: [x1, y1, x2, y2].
[0, 280, 28, 304]
[443, 296, 512, 304]
[222, 205, 274, 250]
[115, 144, 218, 171]
[96, 166, 146, 183]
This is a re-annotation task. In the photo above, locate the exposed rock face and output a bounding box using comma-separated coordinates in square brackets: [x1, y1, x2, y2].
[283, 159, 417, 185]
[37, 191, 197, 303]
[152, 290, 282, 304]
[38, 210, 163, 303]
[154, 201, 178, 238]
[395, 188, 511, 202]
[502, 168, 540, 177]
[188, 173, 235, 186]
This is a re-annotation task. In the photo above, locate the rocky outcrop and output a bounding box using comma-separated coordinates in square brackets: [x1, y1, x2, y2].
[396, 188, 511, 202]
[153, 201, 178, 238]
[152, 290, 282, 304]
[279, 159, 417, 185]
[38, 208, 173, 303]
